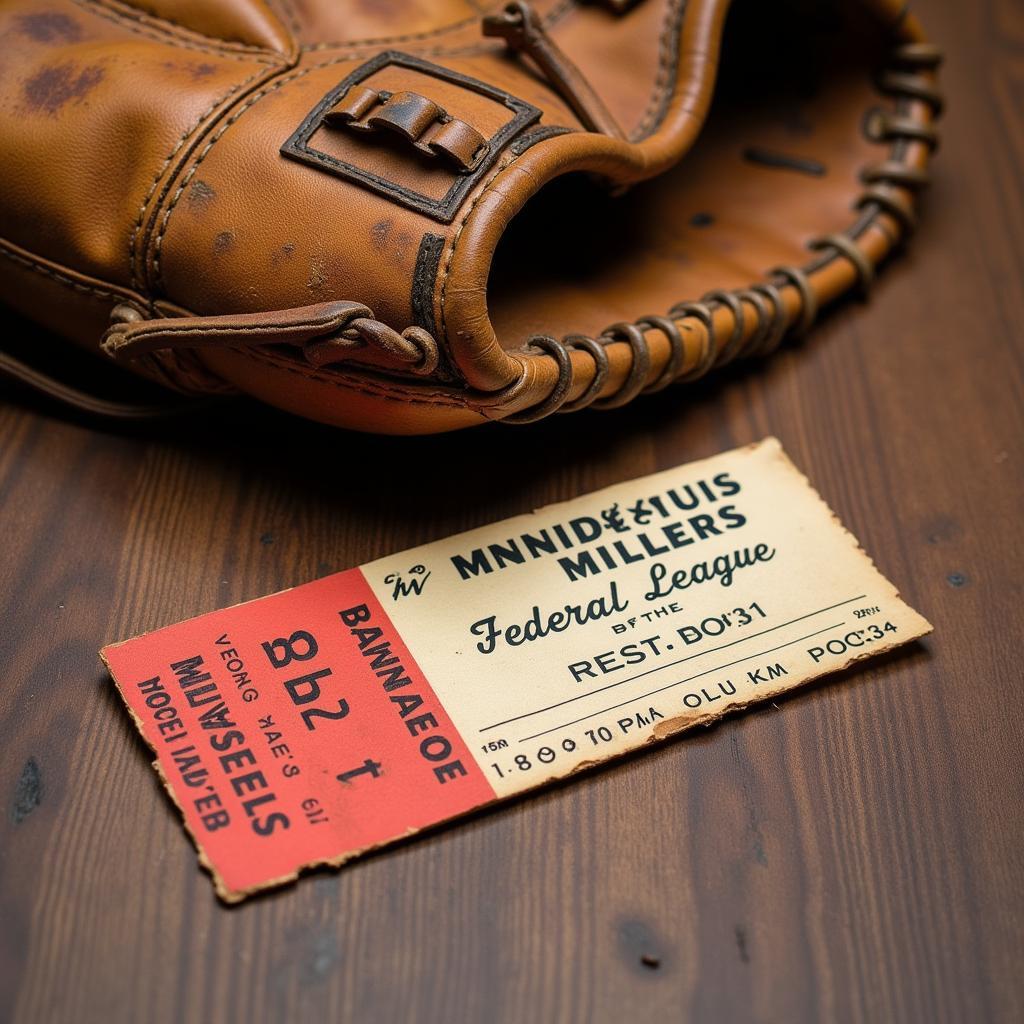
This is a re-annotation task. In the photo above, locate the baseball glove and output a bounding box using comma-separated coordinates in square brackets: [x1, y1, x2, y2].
[0, 0, 942, 433]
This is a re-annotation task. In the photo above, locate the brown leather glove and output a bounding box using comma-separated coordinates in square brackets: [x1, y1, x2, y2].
[0, 0, 942, 433]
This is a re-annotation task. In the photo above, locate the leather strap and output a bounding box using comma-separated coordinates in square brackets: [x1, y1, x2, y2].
[102, 301, 440, 376]
[0, 349, 200, 419]
[483, 1, 624, 138]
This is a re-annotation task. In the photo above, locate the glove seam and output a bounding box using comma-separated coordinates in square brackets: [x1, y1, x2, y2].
[129, 64, 272, 291]
[232, 347, 472, 408]
[73, 0, 285, 60]
[436, 156, 522, 391]
[629, 0, 688, 142]
[0, 239, 132, 305]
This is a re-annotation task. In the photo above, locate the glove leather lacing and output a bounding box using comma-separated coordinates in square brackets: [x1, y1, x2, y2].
[500, 39, 944, 423]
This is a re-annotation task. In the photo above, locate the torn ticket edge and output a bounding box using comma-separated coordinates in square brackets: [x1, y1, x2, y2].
[101, 438, 932, 901]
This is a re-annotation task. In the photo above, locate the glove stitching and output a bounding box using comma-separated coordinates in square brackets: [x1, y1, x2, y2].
[129, 66, 270, 291]
[301, 17, 479, 54]
[121, 318, 348, 341]
[235, 347, 470, 409]
[630, 0, 687, 142]
[75, 0, 282, 60]
[0, 244, 126, 304]
[151, 67, 317, 291]
[436, 156, 518, 369]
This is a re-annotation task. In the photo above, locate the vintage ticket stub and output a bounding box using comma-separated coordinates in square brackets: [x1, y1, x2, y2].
[102, 438, 931, 901]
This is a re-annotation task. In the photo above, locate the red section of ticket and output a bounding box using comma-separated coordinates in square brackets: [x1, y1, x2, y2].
[102, 568, 495, 900]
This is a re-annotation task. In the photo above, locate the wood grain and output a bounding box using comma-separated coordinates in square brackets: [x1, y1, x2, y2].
[1, 1, 1022, 1020]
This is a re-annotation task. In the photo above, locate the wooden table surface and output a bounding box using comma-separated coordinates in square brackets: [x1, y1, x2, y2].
[2, 1, 1021, 1021]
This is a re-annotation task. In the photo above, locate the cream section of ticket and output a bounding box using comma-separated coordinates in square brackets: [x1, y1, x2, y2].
[363, 438, 932, 798]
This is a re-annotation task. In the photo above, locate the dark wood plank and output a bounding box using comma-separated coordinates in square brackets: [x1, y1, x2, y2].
[2, 0, 1022, 1021]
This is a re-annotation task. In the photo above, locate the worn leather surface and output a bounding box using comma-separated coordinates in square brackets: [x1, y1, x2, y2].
[0, 0, 941, 432]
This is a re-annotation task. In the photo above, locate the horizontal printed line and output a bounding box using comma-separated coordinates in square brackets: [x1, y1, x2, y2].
[517, 621, 845, 743]
[478, 595, 865, 733]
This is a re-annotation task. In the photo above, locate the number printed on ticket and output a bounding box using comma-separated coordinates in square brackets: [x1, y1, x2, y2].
[102, 438, 932, 901]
